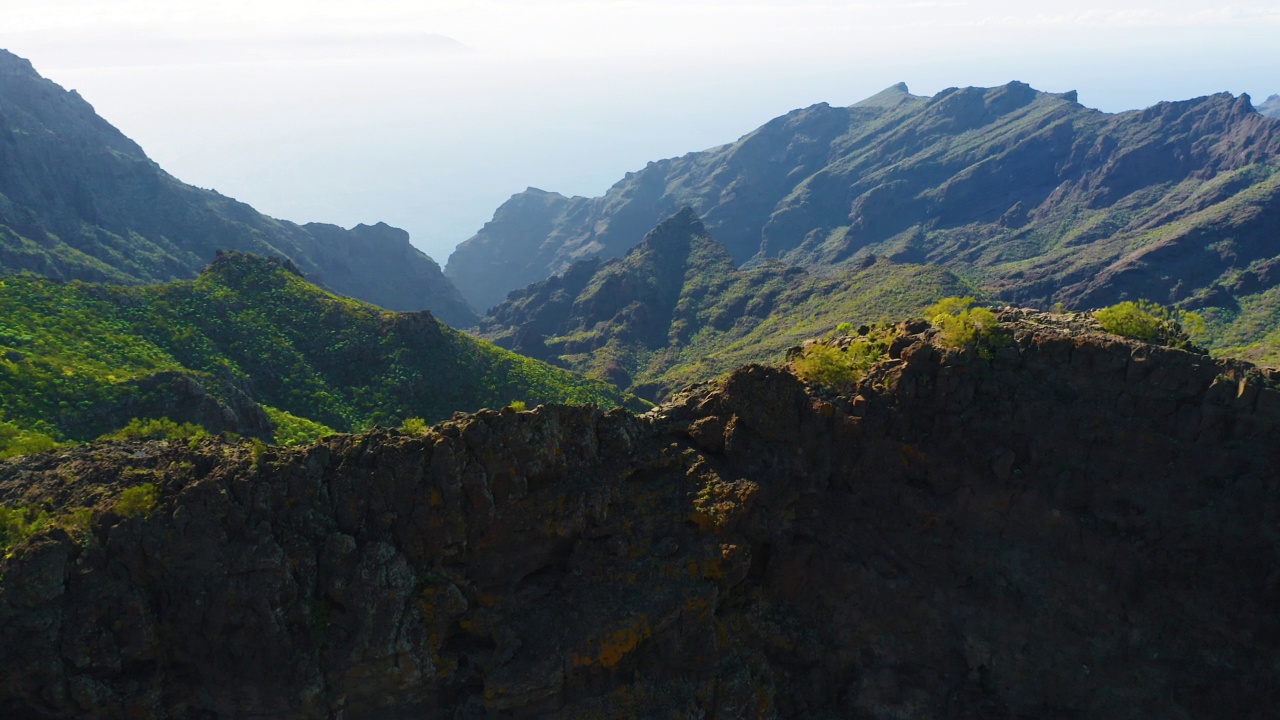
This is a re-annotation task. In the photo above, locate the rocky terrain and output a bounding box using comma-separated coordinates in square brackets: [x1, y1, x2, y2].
[2, 311, 1277, 718]
[447, 82, 1280, 319]
[0, 50, 476, 327]
[477, 209, 966, 400]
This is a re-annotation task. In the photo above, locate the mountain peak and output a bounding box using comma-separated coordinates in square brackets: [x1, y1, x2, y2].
[627, 208, 731, 272]
[0, 48, 37, 76]
[649, 206, 704, 236]
[853, 82, 921, 108]
[1257, 93, 1280, 119]
[204, 250, 306, 284]
[0, 49, 476, 325]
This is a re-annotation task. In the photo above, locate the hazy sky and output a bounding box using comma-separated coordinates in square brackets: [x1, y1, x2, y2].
[3, 1, 1278, 263]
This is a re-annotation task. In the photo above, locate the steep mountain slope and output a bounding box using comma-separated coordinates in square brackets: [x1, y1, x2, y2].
[476, 209, 970, 399]
[0, 50, 477, 326]
[446, 82, 1280, 316]
[1259, 94, 1280, 118]
[0, 253, 631, 444]
[2, 311, 1278, 717]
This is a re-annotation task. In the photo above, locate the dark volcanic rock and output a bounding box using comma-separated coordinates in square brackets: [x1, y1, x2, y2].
[1, 315, 1278, 717]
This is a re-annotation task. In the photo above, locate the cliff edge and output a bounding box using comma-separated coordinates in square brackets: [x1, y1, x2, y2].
[1, 311, 1277, 717]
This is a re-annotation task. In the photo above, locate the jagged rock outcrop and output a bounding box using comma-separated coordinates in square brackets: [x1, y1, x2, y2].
[1, 314, 1278, 717]
[447, 82, 1280, 317]
[0, 49, 477, 327]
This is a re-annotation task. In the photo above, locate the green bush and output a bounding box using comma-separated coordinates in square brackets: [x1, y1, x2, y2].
[1094, 300, 1205, 350]
[265, 406, 334, 446]
[400, 417, 428, 434]
[0, 505, 51, 555]
[925, 296, 1005, 352]
[0, 418, 61, 458]
[99, 417, 208, 442]
[115, 483, 158, 518]
[792, 341, 882, 390]
[507, 400, 527, 411]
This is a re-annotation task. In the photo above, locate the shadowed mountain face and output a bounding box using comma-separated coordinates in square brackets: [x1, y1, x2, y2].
[475, 209, 970, 400]
[446, 81, 1280, 316]
[0, 50, 477, 327]
[2, 312, 1278, 717]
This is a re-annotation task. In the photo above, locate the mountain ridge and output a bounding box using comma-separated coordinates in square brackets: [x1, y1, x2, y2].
[0, 49, 478, 326]
[477, 209, 971, 399]
[0, 252, 631, 448]
[1259, 93, 1280, 119]
[446, 82, 1280, 319]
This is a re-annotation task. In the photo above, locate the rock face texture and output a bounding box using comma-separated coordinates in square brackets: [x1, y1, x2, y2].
[0, 50, 476, 327]
[1, 313, 1278, 718]
[446, 82, 1280, 315]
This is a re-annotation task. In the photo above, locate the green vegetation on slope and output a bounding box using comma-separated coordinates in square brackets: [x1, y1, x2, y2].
[478, 212, 972, 400]
[0, 253, 634, 450]
[448, 82, 1280, 318]
[1195, 286, 1280, 364]
[0, 49, 477, 326]
[1094, 300, 1205, 351]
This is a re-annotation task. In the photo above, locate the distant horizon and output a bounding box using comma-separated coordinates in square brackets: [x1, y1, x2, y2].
[4, 0, 1277, 263]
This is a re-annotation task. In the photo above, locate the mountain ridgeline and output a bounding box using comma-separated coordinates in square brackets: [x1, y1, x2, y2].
[1259, 94, 1280, 119]
[447, 81, 1280, 326]
[2, 311, 1278, 717]
[476, 209, 969, 399]
[0, 253, 632, 446]
[0, 50, 477, 326]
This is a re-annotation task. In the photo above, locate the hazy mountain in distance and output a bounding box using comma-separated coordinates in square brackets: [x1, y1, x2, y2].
[446, 82, 1280, 315]
[0, 49, 478, 327]
[1259, 94, 1280, 118]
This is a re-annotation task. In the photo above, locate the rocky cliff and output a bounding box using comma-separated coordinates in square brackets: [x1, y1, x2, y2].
[446, 82, 1280, 319]
[0, 49, 477, 327]
[1, 312, 1278, 718]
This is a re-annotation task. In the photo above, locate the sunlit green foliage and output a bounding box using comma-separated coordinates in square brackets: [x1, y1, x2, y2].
[249, 439, 268, 467]
[925, 296, 1002, 350]
[0, 505, 49, 556]
[508, 400, 527, 411]
[114, 483, 157, 518]
[98, 417, 208, 442]
[399, 417, 428, 434]
[265, 406, 334, 446]
[0, 503, 97, 556]
[792, 341, 883, 391]
[484, 247, 971, 401]
[1197, 285, 1280, 363]
[0, 414, 62, 458]
[1094, 300, 1205, 350]
[0, 253, 631, 443]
